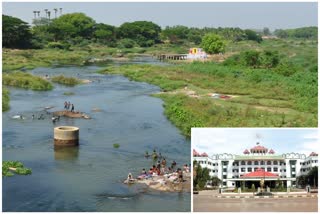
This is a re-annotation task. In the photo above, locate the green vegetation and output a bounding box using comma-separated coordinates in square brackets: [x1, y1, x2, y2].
[274, 27, 317, 39]
[2, 15, 32, 48]
[193, 161, 221, 190]
[3, 161, 32, 177]
[3, 71, 53, 90]
[2, 88, 10, 112]
[193, 161, 210, 190]
[297, 166, 318, 187]
[113, 143, 120, 148]
[51, 75, 81, 86]
[63, 91, 75, 96]
[99, 52, 317, 136]
[201, 34, 226, 54]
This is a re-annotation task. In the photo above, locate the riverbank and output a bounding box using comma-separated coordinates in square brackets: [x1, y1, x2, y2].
[99, 63, 317, 136]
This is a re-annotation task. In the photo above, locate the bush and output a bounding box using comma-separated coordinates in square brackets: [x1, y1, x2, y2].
[117, 39, 136, 48]
[51, 75, 81, 86]
[113, 143, 120, 148]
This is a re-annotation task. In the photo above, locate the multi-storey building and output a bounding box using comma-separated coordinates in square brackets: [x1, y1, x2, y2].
[193, 142, 318, 188]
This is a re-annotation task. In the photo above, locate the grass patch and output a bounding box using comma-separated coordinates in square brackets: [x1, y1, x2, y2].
[113, 143, 120, 149]
[51, 75, 81, 86]
[3, 71, 53, 90]
[2, 87, 10, 112]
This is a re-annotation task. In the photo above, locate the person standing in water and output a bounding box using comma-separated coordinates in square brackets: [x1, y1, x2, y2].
[71, 104, 74, 112]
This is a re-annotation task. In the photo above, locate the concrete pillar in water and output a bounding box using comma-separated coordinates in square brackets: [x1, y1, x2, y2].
[54, 126, 79, 146]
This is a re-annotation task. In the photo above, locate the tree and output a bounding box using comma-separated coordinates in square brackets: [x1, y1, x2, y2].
[2, 15, 32, 48]
[307, 166, 318, 187]
[211, 176, 222, 187]
[193, 162, 211, 190]
[117, 21, 161, 47]
[161, 25, 190, 44]
[48, 13, 96, 41]
[263, 27, 271, 36]
[245, 29, 262, 43]
[93, 23, 116, 44]
[200, 33, 226, 54]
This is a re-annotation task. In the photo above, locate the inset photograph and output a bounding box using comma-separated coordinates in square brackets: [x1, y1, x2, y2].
[192, 128, 318, 212]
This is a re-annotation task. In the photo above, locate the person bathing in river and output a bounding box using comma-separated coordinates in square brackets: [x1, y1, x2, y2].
[178, 168, 183, 182]
[171, 160, 177, 169]
[145, 151, 149, 158]
[64, 101, 68, 110]
[67, 101, 71, 110]
[152, 149, 158, 159]
[141, 168, 147, 175]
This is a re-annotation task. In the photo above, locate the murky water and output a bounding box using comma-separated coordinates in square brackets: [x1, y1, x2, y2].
[2, 59, 191, 212]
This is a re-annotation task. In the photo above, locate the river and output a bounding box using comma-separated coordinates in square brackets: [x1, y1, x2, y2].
[2, 58, 191, 212]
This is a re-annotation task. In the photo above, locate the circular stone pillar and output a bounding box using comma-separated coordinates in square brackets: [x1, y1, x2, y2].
[54, 126, 79, 146]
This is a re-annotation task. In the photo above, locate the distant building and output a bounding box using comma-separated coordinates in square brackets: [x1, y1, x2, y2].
[193, 142, 318, 188]
[187, 48, 207, 60]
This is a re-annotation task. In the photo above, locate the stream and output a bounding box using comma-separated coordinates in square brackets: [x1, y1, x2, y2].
[2, 58, 191, 212]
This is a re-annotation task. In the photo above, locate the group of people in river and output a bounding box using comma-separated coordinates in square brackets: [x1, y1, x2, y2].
[125, 149, 190, 185]
[64, 101, 75, 112]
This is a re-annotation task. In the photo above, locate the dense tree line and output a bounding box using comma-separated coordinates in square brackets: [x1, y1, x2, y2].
[2, 13, 318, 50]
[274, 27, 317, 39]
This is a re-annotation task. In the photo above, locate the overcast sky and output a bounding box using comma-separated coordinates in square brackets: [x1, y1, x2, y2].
[192, 128, 319, 156]
[2, 2, 318, 30]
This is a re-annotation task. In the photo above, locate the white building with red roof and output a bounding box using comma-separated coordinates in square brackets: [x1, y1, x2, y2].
[193, 142, 318, 188]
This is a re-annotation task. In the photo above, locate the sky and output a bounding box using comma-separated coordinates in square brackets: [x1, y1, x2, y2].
[2, 2, 318, 30]
[192, 128, 319, 156]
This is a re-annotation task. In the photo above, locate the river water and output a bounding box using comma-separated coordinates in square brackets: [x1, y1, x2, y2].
[2, 59, 191, 212]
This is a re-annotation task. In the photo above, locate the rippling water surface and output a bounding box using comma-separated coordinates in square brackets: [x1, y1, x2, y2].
[2, 59, 191, 212]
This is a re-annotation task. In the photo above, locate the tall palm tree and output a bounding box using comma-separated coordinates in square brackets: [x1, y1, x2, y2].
[54, 8, 58, 18]
[47, 11, 51, 20]
[44, 9, 48, 18]
[59, 8, 62, 16]
[33, 11, 37, 19]
[37, 11, 40, 18]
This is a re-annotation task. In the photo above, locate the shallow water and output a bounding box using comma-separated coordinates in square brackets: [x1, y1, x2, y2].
[2, 59, 191, 212]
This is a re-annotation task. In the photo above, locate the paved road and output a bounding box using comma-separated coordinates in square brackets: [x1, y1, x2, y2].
[194, 195, 318, 212]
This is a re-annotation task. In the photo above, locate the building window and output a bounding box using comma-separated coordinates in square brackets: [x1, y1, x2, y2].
[241, 161, 245, 165]
[223, 182, 226, 186]
[254, 167, 258, 171]
[274, 167, 278, 172]
[254, 161, 259, 165]
[241, 168, 245, 172]
[261, 161, 265, 165]
[248, 161, 252, 165]
[223, 175, 227, 179]
[267, 161, 271, 165]
[248, 167, 252, 172]
[292, 174, 295, 178]
[223, 168, 227, 172]
[267, 167, 271, 172]
[273, 161, 278, 165]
